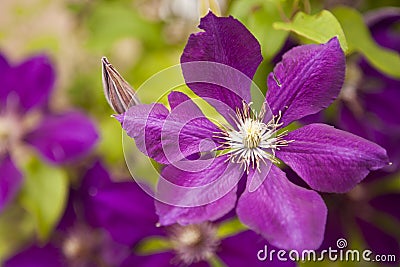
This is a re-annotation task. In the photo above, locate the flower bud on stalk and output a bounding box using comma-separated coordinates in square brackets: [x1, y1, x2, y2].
[101, 57, 140, 114]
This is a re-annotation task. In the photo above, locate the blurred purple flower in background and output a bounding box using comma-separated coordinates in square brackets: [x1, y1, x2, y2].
[338, 8, 400, 171]
[4, 161, 132, 267]
[316, 8, 400, 265]
[0, 53, 98, 213]
[5, 160, 295, 267]
[119, 12, 389, 251]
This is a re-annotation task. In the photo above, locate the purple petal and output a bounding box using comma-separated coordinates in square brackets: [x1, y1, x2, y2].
[81, 169, 162, 245]
[219, 230, 296, 267]
[0, 154, 23, 213]
[266, 38, 345, 127]
[155, 156, 241, 226]
[121, 92, 221, 164]
[237, 164, 327, 250]
[24, 112, 98, 164]
[181, 12, 262, 122]
[277, 123, 389, 193]
[356, 218, 400, 265]
[4, 244, 66, 267]
[1, 54, 55, 112]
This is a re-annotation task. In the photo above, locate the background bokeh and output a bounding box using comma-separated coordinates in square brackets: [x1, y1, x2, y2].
[0, 0, 399, 266]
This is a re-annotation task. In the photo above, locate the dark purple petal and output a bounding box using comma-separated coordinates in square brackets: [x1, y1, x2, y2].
[58, 161, 112, 231]
[1, 54, 55, 112]
[362, 86, 400, 131]
[277, 123, 389, 193]
[219, 230, 296, 267]
[82, 179, 162, 246]
[56, 194, 77, 231]
[356, 218, 400, 265]
[155, 156, 240, 226]
[369, 193, 400, 222]
[266, 38, 345, 127]
[0, 53, 10, 73]
[237, 164, 327, 250]
[181, 12, 262, 122]
[121, 92, 221, 164]
[0, 154, 23, 213]
[80, 160, 113, 191]
[4, 244, 66, 267]
[318, 194, 348, 251]
[25, 112, 98, 164]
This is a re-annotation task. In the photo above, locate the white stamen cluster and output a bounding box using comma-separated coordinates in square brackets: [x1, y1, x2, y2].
[217, 102, 292, 173]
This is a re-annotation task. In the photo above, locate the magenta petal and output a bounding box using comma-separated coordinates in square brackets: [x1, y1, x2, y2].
[1, 54, 55, 112]
[266, 38, 345, 127]
[25, 112, 98, 164]
[277, 123, 389, 193]
[155, 156, 241, 226]
[122, 93, 221, 164]
[181, 12, 262, 121]
[237, 164, 327, 251]
[0, 155, 23, 213]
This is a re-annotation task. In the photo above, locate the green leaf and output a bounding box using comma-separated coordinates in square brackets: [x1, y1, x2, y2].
[230, 0, 290, 60]
[18, 158, 68, 241]
[274, 10, 348, 52]
[135, 236, 171, 255]
[217, 218, 248, 238]
[0, 205, 35, 262]
[332, 6, 400, 79]
[209, 255, 227, 267]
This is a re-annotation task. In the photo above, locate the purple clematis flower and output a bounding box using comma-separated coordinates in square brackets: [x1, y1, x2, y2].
[4, 160, 295, 267]
[118, 12, 389, 251]
[0, 53, 98, 213]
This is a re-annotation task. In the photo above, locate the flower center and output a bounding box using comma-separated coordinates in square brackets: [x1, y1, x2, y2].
[62, 225, 100, 263]
[169, 223, 220, 265]
[242, 118, 263, 148]
[217, 102, 292, 172]
[61, 224, 128, 267]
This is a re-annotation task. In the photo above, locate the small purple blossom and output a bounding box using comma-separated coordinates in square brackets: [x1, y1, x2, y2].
[118, 12, 390, 250]
[0, 53, 98, 213]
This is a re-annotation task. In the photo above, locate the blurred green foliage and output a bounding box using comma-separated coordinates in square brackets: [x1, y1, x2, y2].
[19, 157, 68, 241]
